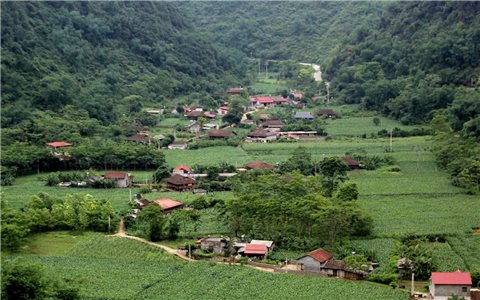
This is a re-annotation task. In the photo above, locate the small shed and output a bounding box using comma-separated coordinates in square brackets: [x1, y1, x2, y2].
[341, 156, 360, 170]
[154, 198, 185, 214]
[294, 111, 314, 120]
[197, 237, 228, 254]
[168, 141, 187, 150]
[245, 160, 274, 170]
[430, 271, 472, 300]
[317, 109, 338, 118]
[127, 133, 151, 144]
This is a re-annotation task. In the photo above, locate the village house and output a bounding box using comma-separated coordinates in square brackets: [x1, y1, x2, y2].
[245, 160, 274, 170]
[185, 111, 216, 120]
[250, 240, 274, 253]
[341, 156, 361, 170]
[227, 87, 244, 96]
[257, 114, 270, 122]
[104, 171, 133, 188]
[165, 174, 195, 191]
[154, 198, 185, 214]
[47, 141, 73, 161]
[296, 248, 333, 273]
[293, 111, 314, 121]
[317, 109, 338, 118]
[217, 106, 229, 116]
[145, 109, 164, 115]
[243, 243, 268, 260]
[429, 271, 472, 300]
[185, 121, 201, 133]
[197, 237, 228, 254]
[127, 133, 151, 144]
[259, 120, 284, 132]
[135, 199, 151, 208]
[168, 141, 187, 150]
[248, 96, 290, 109]
[290, 91, 304, 100]
[246, 129, 277, 142]
[172, 165, 193, 177]
[208, 129, 234, 139]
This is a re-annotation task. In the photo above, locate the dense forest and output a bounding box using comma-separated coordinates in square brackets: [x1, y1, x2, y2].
[177, 1, 382, 64]
[1, 1, 247, 128]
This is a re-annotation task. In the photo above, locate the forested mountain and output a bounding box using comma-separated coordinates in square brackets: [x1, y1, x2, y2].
[1, 1, 246, 127]
[326, 1, 480, 124]
[177, 1, 382, 64]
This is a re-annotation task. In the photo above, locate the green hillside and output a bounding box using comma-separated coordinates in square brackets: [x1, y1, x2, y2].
[1, 1, 246, 127]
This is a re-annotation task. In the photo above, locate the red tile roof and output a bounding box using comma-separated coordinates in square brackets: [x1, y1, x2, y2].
[249, 96, 290, 104]
[244, 244, 267, 255]
[307, 248, 333, 263]
[431, 272, 472, 285]
[203, 112, 216, 118]
[166, 174, 196, 185]
[154, 198, 185, 211]
[245, 160, 274, 170]
[248, 129, 276, 138]
[260, 120, 284, 128]
[47, 141, 73, 147]
[208, 129, 234, 138]
[173, 165, 192, 173]
[104, 171, 129, 180]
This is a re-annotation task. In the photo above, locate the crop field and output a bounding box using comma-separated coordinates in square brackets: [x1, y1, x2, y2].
[427, 241, 467, 272]
[347, 238, 398, 272]
[324, 116, 426, 137]
[448, 235, 480, 271]
[13, 235, 409, 300]
[158, 118, 190, 127]
[1, 174, 140, 210]
[250, 76, 288, 95]
[164, 146, 252, 167]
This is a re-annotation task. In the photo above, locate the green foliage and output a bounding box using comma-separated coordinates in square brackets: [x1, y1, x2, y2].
[327, 2, 480, 124]
[135, 205, 166, 242]
[152, 165, 170, 183]
[1, 2, 245, 128]
[336, 183, 359, 201]
[1, 260, 79, 300]
[278, 146, 316, 176]
[1, 200, 30, 251]
[228, 172, 372, 248]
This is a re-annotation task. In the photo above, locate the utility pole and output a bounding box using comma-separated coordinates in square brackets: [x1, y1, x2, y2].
[390, 128, 393, 152]
[411, 272, 415, 296]
[326, 82, 330, 104]
[265, 60, 269, 78]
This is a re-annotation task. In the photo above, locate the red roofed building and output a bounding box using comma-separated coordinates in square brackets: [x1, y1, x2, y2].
[244, 243, 267, 259]
[249, 96, 290, 109]
[173, 165, 193, 176]
[104, 171, 133, 188]
[47, 141, 73, 161]
[296, 248, 334, 273]
[430, 271, 472, 300]
[154, 198, 185, 213]
[47, 141, 73, 148]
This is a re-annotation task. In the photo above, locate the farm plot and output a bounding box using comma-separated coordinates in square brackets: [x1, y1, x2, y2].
[164, 146, 252, 168]
[324, 116, 426, 137]
[448, 235, 480, 271]
[359, 194, 480, 236]
[14, 235, 409, 300]
[1, 173, 139, 210]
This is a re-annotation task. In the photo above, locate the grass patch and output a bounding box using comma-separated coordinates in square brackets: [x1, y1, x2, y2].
[22, 231, 102, 256]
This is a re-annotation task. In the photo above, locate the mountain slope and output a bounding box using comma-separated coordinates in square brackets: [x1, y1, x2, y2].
[1, 1, 245, 126]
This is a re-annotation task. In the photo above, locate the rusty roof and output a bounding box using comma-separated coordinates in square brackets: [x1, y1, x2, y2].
[165, 174, 195, 185]
[305, 248, 333, 263]
[154, 198, 185, 211]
